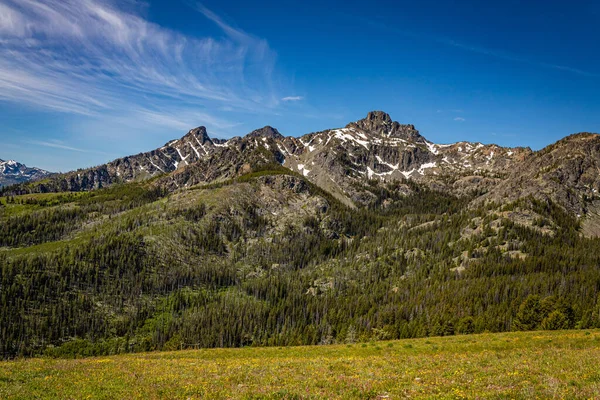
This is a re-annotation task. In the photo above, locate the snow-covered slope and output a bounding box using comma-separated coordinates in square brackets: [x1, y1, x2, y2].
[0, 159, 50, 187]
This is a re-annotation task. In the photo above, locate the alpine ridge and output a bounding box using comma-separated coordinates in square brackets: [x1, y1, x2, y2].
[5, 111, 530, 194]
[2, 111, 599, 235]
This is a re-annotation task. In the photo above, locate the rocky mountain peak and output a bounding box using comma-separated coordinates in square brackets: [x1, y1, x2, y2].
[366, 111, 393, 124]
[349, 111, 392, 131]
[246, 126, 284, 140]
[181, 126, 213, 145]
[348, 111, 424, 143]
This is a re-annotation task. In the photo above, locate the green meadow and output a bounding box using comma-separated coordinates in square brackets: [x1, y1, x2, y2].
[1, 330, 599, 399]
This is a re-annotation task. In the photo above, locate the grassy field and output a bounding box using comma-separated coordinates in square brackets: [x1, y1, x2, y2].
[1, 330, 599, 399]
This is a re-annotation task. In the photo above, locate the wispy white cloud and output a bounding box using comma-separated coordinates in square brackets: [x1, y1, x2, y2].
[454, 117, 466, 122]
[0, 0, 286, 133]
[281, 96, 304, 102]
[27, 139, 111, 155]
[129, 108, 244, 132]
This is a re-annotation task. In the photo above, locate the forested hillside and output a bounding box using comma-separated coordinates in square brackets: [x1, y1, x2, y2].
[2, 165, 600, 359]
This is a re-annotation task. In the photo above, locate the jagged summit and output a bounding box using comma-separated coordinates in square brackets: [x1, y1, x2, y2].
[168, 126, 213, 147]
[347, 111, 424, 142]
[186, 126, 208, 137]
[364, 111, 393, 125]
[186, 126, 213, 144]
[246, 126, 284, 140]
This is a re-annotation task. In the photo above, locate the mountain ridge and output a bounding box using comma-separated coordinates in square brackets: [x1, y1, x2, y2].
[3, 112, 599, 235]
[3, 111, 529, 190]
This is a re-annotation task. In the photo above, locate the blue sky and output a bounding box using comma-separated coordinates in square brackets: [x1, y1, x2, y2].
[0, 0, 599, 172]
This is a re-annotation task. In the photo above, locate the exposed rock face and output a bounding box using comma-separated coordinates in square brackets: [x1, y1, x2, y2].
[0, 159, 50, 187]
[272, 112, 531, 203]
[478, 133, 600, 215]
[144, 111, 534, 207]
[245, 126, 284, 140]
[9, 127, 218, 192]
[349, 111, 424, 142]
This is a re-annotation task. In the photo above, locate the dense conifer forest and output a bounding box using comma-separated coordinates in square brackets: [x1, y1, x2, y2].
[1, 171, 600, 359]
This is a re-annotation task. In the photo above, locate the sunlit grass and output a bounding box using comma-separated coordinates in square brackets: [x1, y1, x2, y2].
[1, 330, 599, 399]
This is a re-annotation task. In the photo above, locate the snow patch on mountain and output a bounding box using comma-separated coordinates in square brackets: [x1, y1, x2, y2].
[0, 159, 51, 186]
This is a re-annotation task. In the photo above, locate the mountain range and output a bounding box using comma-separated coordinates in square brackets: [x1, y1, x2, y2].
[2, 111, 600, 359]
[6, 111, 600, 236]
